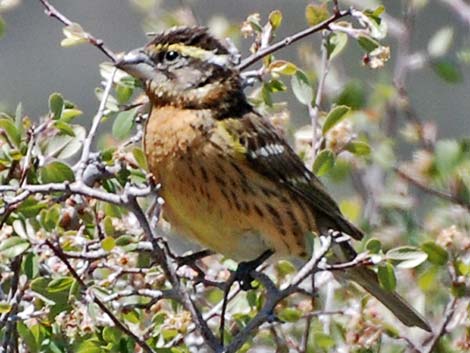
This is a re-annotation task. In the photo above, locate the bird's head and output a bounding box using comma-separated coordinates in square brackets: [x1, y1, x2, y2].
[117, 26, 249, 116]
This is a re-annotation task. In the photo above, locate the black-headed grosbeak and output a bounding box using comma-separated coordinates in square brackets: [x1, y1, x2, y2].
[117, 26, 430, 331]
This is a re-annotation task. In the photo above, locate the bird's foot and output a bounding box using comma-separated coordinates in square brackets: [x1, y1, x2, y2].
[174, 249, 214, 268]
[232, 249, 274, 291]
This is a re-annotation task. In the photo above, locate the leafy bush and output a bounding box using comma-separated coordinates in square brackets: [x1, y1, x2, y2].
[0, 1, 469, 352]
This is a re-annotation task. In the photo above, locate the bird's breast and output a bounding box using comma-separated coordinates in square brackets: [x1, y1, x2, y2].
[143, 106, 313, 260]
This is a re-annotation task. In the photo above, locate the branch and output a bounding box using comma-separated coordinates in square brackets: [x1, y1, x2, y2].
[76, 68, 116, 180]
[308, 33, 330, 160]
[237, 9, 351, 71]
[422, 297, 458, 353]
[0, 181, 154, 213]
[395, 167, 470, 211]
[44, 240, 156, 353]
[224, 237, 333, 353]
[0, 257, 24, 353]
[125, 197, 222, 352]
[37, 0, 118, 62]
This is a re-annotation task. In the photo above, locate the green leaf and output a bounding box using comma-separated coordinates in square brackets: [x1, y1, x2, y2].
[326, 32, 348, 60]
[18, 322, 40, 353]
[47, 276, 75, 293]
[112, 108, 137, 140]
[418, 267, 438, 292]
[0, 118, 21, 147]
[0, 302, 12, 313]
[116, 83, 134, 104]
[268, 60, 297, 75]
[336, 80, 366, 109]
[314, 332, 335, 349]
[266, 79, 287, 92]
[41, 205, 61, 232]
[103, 327, 122, 343]
[0, 237, 30, 258]
[17, 197, 47, 218]
[101, 236, 116, 252]
[61, 108, 83, 122]
[339, 198, 361, 222]
[115, 235, 135, 246]
[269, 10, 282, 30]
[358, 35, 380, 52]
[61, 22, 88, 47]
[305, 4, 329, 26]
[291, 70, 313, 105]
[132, 147, 148, 170]
[378, 263, 396, 291]
[421, 242, 449, 266]
[366, 238, 382, 254]
[276, 260, 296, 277]
[386, 246, 428, 269]
[23, 253, 39, 279]
[74, 340, 101, 353]
[40, 161, 75, 183]
[45, 125, 85, 160]
[345, 140, 371, 156]
[53, 120, 75, 136]
[278, 307, 301, 322]
[322, 105, 350, 134]
[261, 84, 272, 106]
[428, 27, 454, 58]
[49, 92, 64, 120]
[432, 59, 463, 83]
[313, 149, 335, 176]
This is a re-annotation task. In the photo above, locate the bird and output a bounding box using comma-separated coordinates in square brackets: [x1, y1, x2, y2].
[116, 26, 431, 332]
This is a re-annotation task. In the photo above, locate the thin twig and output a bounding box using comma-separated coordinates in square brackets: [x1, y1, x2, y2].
[37, 0, 118, 62]
[126, 197, 222, 352]
[422, 297, 458, 353]
[395, 167, 470, 211]
[238, 9, 351, 71]
[76, 68, 116, 180]
[0, 257, 24, 353]
[309, 33, 330, 160]
[224, 237, 333, 353]
[44, 240, 156, 353]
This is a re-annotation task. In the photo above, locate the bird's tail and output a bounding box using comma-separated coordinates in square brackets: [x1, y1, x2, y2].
[346, 265, 431, 332]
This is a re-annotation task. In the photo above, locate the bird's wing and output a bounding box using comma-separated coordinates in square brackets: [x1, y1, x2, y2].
[217, 112, 363, 240]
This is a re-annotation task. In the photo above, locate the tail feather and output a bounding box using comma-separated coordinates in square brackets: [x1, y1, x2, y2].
[347, 266, 431, 332]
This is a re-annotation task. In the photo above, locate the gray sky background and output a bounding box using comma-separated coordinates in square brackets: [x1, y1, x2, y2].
[0, 0, 469, 139]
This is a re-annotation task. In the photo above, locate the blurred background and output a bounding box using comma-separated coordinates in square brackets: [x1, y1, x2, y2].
[0, 0, 469, 139]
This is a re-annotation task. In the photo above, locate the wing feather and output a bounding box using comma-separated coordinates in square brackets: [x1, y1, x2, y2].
[219, 113, 363, 240]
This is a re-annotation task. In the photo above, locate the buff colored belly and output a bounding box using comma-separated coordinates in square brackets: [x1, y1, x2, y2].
[144, 106, 314, 261]
[160, 165, 271, 261]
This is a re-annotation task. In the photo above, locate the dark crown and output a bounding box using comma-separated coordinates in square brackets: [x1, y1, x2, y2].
[146, 26, 229, 55]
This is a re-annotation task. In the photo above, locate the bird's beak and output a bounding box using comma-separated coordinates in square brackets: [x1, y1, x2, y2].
[116, 48, 154, 79]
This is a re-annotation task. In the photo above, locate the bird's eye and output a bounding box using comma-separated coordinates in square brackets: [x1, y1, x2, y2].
[165, 51, 179, 62]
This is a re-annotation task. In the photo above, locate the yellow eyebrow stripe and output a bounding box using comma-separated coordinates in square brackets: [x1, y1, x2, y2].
[152, 43, 230, 66]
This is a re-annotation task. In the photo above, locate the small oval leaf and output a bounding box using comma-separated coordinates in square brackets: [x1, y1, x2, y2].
[345, 140, 371, 156]
[112, 108, 137, 140]
[47, 276, 75, 293]
[0, 237, 30, 258]
[49, 92, 64, 120]
[378, 262, 397, 291]
[291, 70, 313, 105]
[269, 10, 282, 30]
[40, 161, 75, 183]
[313, 149, 335, 176]
[322, 105, 350, 134]
[421, 242, 449, 266]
